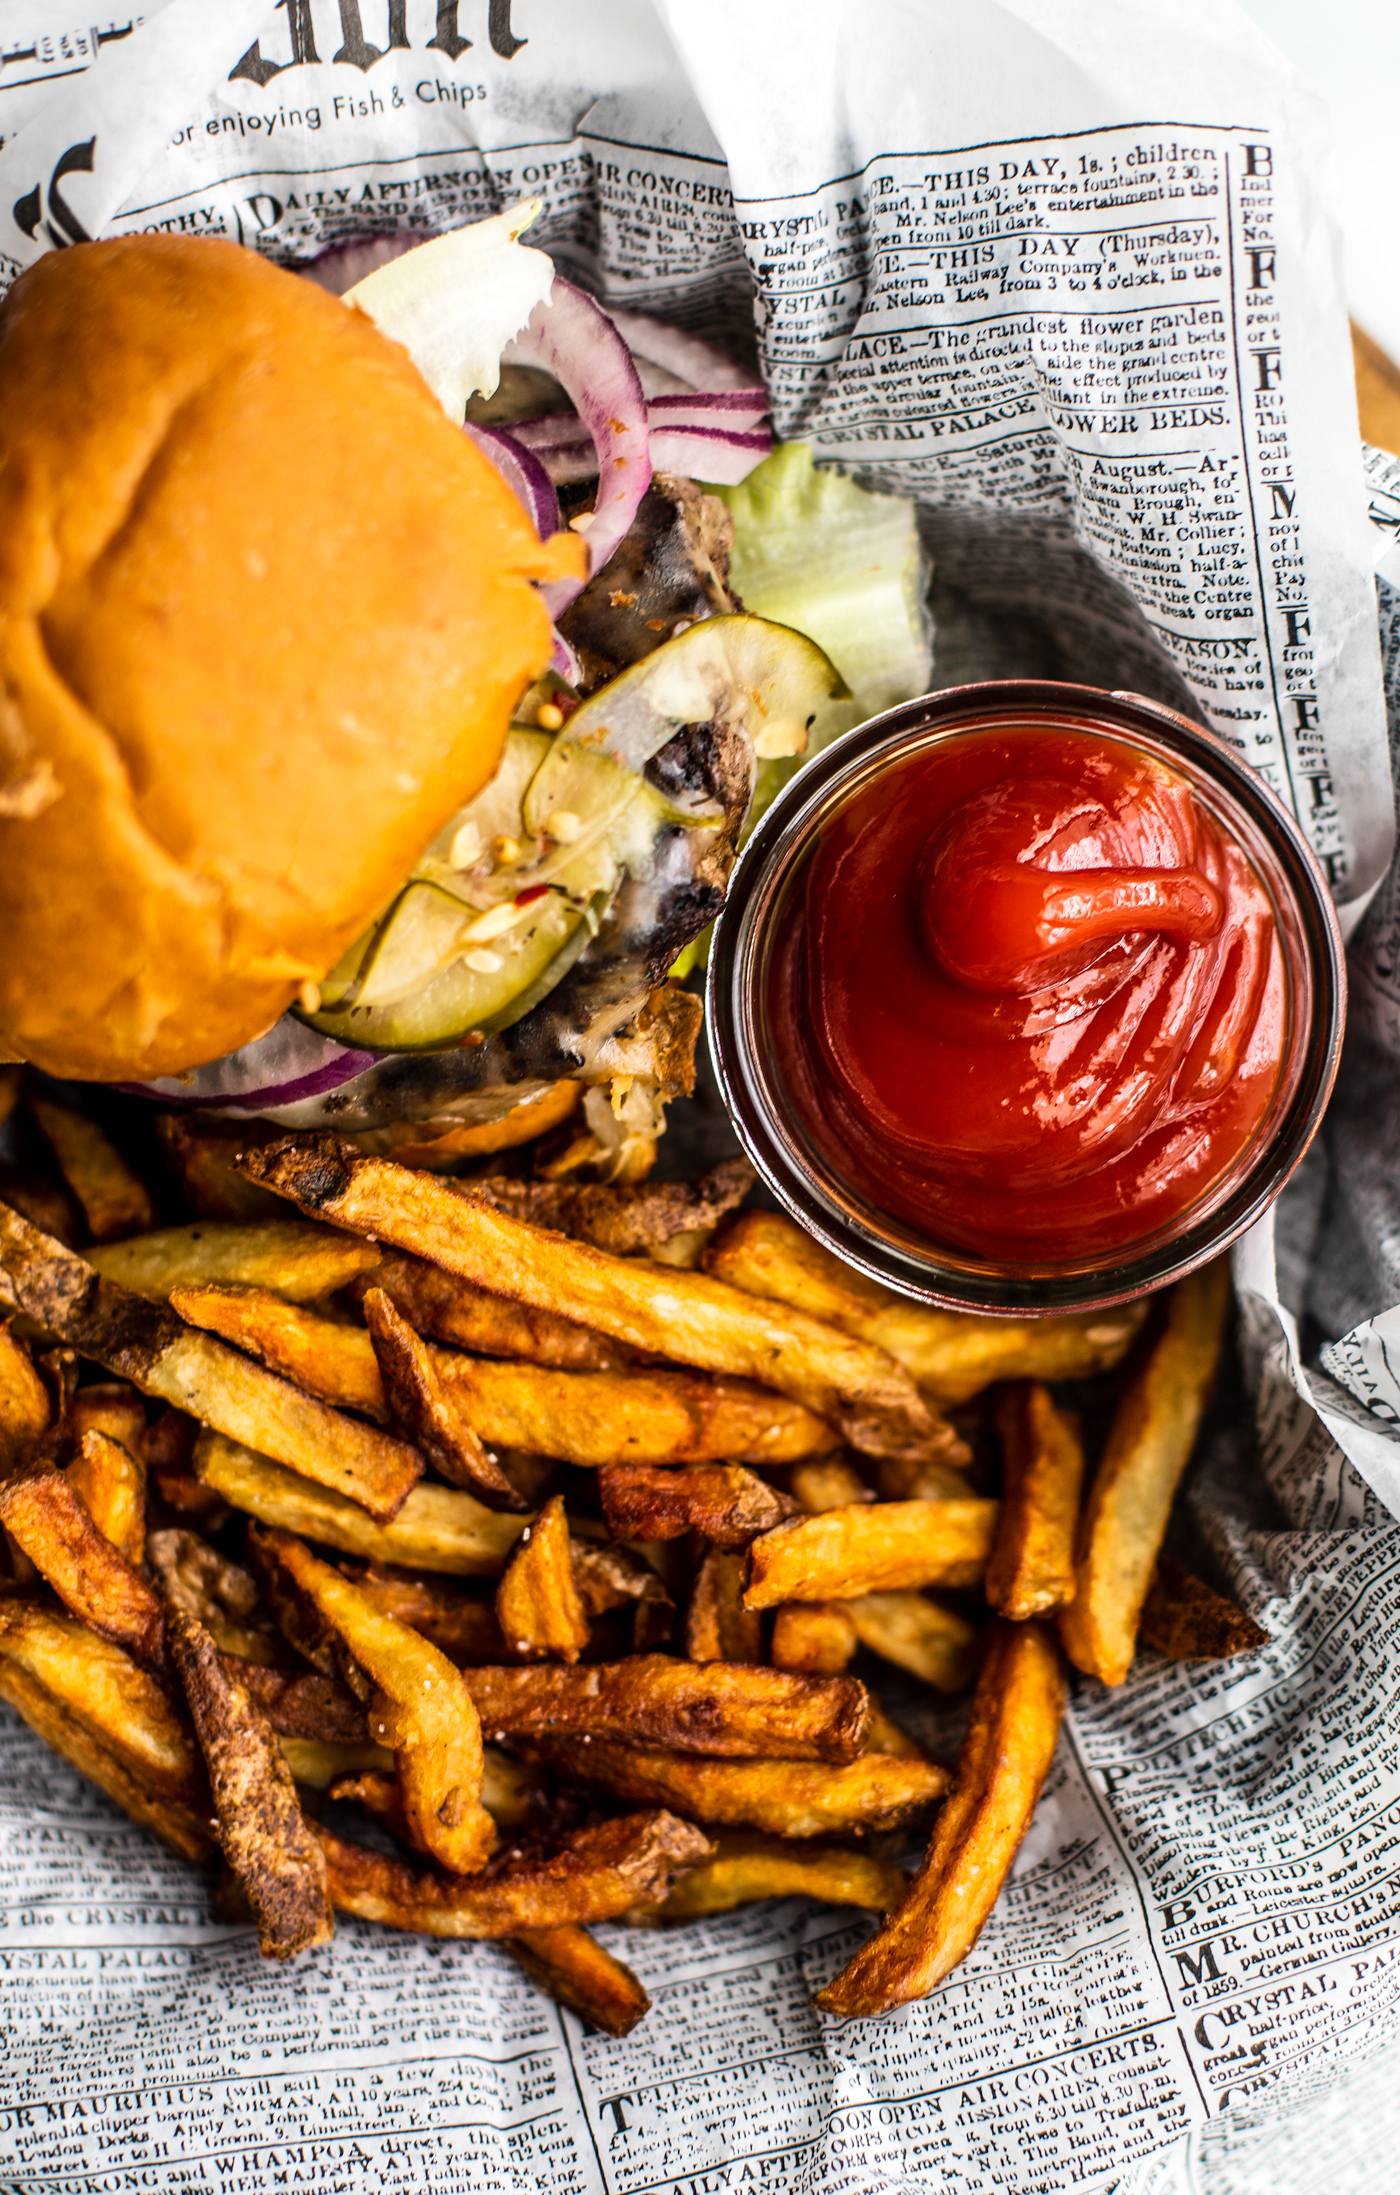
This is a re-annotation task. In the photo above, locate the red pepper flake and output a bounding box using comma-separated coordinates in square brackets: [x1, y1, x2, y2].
[514, 884, 551, 908]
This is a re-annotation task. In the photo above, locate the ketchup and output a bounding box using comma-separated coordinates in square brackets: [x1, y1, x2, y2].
[774, 727, 1286, 1260]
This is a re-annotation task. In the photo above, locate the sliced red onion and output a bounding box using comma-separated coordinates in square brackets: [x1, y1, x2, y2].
[461, 420, 561, 541]
[505, 398, 773, 489]
[644, 390, 770, 427]
[551, 626, 584, 683]
[303, 232, 427, 297]
[604, 309, 756, 393]
[122, 1021, 375, 1112]
[649, 424, 772, 485]
[511, 280, 652, 618]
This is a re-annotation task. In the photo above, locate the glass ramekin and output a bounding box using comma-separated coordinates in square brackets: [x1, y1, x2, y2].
[707, 680, 1346, 1314]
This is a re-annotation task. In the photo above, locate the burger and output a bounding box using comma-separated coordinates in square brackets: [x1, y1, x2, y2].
[0, 214, 842, 1173]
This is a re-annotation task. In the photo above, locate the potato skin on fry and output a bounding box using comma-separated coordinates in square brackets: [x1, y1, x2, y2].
[686, 1547, 762, 1664]
[317, 1810, 712, 1937]
[166, 1607, 334, 1961]
[352, 1251, 634, 1372]
[0, 1462, 170, 1678]
[744, 1500, 998, 1608]
[646, 1831, 908, 1922]
[1061, 1262, 1229, 1686]
[986, 1384, 1083, 1621]
[816, 1620, 1064, 2017]
[363, 1287, 528, 1510]
[544, 1737, 949, 1838]
[1138, 1554, 1269, 1661]
[598, 1463, 796, 1549]
[464, 1656, 869, 1763]
[508, 1924, 651, 2037]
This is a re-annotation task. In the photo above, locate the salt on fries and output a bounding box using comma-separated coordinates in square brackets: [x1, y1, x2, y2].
[0, 1107, 1262, 2032]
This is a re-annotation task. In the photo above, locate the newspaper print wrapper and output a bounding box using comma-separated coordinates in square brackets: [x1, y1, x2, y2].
[4, 2, 1400, 2189]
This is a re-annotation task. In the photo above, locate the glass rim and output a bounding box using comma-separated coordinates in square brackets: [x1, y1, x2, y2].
[707, 679, 1348, 1315]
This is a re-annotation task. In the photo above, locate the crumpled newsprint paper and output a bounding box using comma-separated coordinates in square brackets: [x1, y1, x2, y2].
[3, 5, 1400, 2190]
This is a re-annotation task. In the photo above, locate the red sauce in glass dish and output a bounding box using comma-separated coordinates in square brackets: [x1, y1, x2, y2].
[771, 725, 1287, 1261]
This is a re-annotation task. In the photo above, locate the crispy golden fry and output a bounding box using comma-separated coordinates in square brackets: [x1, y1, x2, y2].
[171, 1285, 387, 1420]
[464, 1655, 868, 1762]
[0, 1319, 49, 1467]
[434, 1354, 838, 1470]
[324, 1747, 540, 1830]
[352, 1251, 636, 1372]
[280, 1737, 395, 1789]
[67, 1381, 148, 1455]
[66, 1429, 146, 1567]
[0, 1595, 204, 1805]
[817, 1620, 1064, 2016]
[465, 1160, 754, 1259]
[167, 1607, 334, 1960]
[987, 1384, 1084, 1621]
[790, 1458, 874, 1513]
[771, 1602, 857, 1675]
[147, 1527, 284, 1665]
[257, 1529, 497, 1875]
[228, 1661, 368, 1742]
[0, 1205, 423, 1521]
[744, 1500, 998, 1609]
[708, 1211, 1146, 1404]
[238, 1139, 958, 1463]
[598, 1463, 796, 1549]
[318, 1811, 711, 1937]
[0, 1649, 212, 1861]
[0, 1463, 169, 1677]
[570, 1538, 674, 1652]
[496, 1495, 589, 1663]
[847, 1592, 979, 1693]
[550, 1737, 948, 1839]
[341, 1564, 513, 1664]
[89, 1219, 382, 1303]
[363, 1288, 529, 1509]
[1138, 1553, 1269, 1661]
[1060, 1262, 1229, 1686]
[646, 1831, 909, 1922]
[686, 1547, 763, 1664]
[25, 1091, 157, 1244]
[194, 1433, 527, 1576]
[508, 1924, 652, 2036]
[348, 1079, 583, 1168]
[874, 1456, 981, 1501]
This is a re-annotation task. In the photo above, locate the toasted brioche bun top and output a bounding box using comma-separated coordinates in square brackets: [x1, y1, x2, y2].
[0, 234, 583, 1081]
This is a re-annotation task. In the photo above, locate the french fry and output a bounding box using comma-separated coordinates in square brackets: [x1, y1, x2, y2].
[0, 1161, 82, 1249]
[170, 1285, 387, 1420]
[875, 1456, 979, 1502]
[155, 1114, 288, 1223]
[166, 1607, 334, 1960]
[0, 1318, 50, 1467]
[362, 1288, 529, 1509]
[89, 1219, 381, 1303]
[147, 1528, 284, 1664]
[340, 1564, 514, 1664]
[1138, 1554, 1269, 1660]
[790, 1458, 874, 1513]
[227, 1662, 369, 1742]
[325, 1747, 541, 1830]
[255, 1528, 497, 1875]
[0, 1649, 212, 1861]
[279, 1737, 394, 1789]
[0, 1463, 170, 1677]
[67, 1381, 148, 1455]
[686, 1547, 763, 1664]
[317, 1811, 712, 1937]
[986, 1384, 1084, 1620]
[645, 1831, 909, 1922]
[193, 1432, 527, 1576]
[1060, 1262, 1229, 1686]
[847, 1592, 979, 1693]
[66, 1429, 146, 1566]
[25, 1090, 157, 1244]
[464, 1656, 869, 1762]
[496, 1495, 589, 1663]
[353, 1251, 636, 1372]
[0, 1595, 205, 1805]
[598, 1463, 796, 1549]
[770, 1602, 858, 1675]
[547, 1737, 949, 1839]
[0, 1204, 422, 1520]
[238, 1138, 960, 1464]
[570, 1538, 674, 1652]
[464, 1159, 754, 1259]
[816, 1620, 1064, 2016]
[744, 1500, 998, 1609]
[508, 1925, 651, 2036]
[707, 1211, 1146, 1405]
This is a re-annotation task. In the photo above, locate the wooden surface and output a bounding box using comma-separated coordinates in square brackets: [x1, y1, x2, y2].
[1354, 322, 1400, 456]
